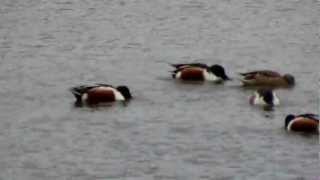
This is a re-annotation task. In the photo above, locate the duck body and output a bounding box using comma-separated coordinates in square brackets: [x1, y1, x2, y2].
[171, 63, 230, 83]
[70, 84, 132, 105]
[285, 114, 319, 133]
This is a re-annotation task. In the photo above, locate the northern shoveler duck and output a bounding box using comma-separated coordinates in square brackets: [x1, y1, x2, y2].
[250, 88, 280, 107]
[239, 70, 295, 88]
[285, 114, 319, 133]
[171, 63, 230, 83]
[70, 84, 132, 105]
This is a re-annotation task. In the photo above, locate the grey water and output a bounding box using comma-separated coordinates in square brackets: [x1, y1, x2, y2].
[0, 0, 319, 179]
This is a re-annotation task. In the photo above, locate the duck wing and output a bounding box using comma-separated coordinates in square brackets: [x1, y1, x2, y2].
[240, 70, 281, 80]
[298, 114, 319, 121]
[171, 63, 208, 69]
[95, 83, 114, 88]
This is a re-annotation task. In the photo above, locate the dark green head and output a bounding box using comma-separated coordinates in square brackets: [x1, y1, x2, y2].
[209, 64, 230, 81]
[283, 74, 295, 86]
[117, 86, 132, 100]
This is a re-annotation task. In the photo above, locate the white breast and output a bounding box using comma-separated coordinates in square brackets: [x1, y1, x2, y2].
[203, 71, 220, 82]
[113, 89, 125, 101]
[287, 118, 299, 131]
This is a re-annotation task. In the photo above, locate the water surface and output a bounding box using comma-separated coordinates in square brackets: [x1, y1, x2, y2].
[0, 0, 319, 179]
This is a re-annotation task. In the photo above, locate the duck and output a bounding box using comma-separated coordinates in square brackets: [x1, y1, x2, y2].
[171, 63, 230, 83]
[70, 84, 132, 105]
[239, 70, 295, 88]
[285, 113, 319, 133]
[249, 88, 280, 107]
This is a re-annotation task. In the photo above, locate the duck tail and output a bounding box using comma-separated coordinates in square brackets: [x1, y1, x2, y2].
[69, 86, 90, 102]
[172, 73, 176, 79]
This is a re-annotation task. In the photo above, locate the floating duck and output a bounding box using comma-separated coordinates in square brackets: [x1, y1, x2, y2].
[250, 88, 280, 107]
[240, 70, 295, 88]
[285, 113, 319, 133]
[171, 63, 230, 83]
[70, 84, 132, 105]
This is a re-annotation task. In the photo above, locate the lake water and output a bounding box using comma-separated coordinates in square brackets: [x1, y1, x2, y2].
[0, 0, 319, 179]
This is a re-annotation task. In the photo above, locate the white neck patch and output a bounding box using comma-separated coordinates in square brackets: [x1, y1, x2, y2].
[203, 70, 220, 82]
[113, 89, 125, 101]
